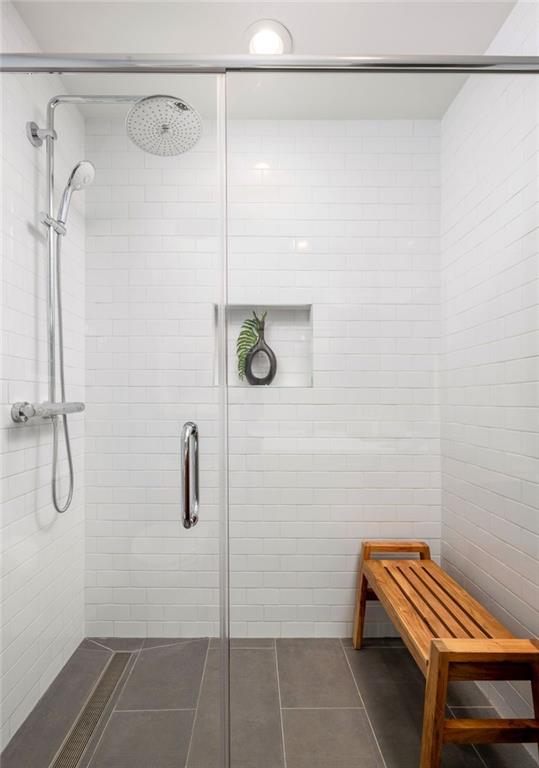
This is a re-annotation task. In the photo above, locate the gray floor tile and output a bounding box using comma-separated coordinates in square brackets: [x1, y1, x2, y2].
[345, 645, 485, 768]
[209, 637, 275, 649]
[185, 649, 221, 768]
[82, 637, 146, 652]
[282, 708, 384, 768]
[447, 681, 490, 708]
[1, 646, 111, 768]
[449, 707, 539, 768]
[188, 648, 284, 768]
[277, 639, 361, 708]
[230, 648, 284, 768]
[8, 635, 535, 768]
[117, 638, 208, 710]
[143, 637, 201, 649]
[341, 637, 405, 649]
[87, 710, 194, 768]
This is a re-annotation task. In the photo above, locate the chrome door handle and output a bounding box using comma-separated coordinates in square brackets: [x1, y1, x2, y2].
[181, 421, 199, 529]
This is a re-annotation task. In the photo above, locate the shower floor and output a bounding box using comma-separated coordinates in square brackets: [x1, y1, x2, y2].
[2, 637, 536, 768]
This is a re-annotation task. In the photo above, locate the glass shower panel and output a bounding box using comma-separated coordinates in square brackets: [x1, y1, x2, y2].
[225, 68, 539, 768]
[225, 70, 454, 768]
[1, 70, 227, 767]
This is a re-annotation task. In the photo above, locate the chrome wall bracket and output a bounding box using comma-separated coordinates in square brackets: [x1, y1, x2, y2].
[11, 401, 85, 423]
[41, 212, 66, 235]
[26, 121, 57, 147]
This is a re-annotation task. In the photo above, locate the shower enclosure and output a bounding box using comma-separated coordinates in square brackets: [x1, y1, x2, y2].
[1, 48, 538, 768]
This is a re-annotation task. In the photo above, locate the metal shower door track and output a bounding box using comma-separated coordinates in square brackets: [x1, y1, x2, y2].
[2, 54, 539, 73]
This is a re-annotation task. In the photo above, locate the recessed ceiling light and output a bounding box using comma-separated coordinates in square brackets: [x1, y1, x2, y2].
[246, 20, 293, 55]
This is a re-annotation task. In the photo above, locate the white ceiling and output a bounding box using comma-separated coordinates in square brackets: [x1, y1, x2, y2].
[9, 1, 517, 118]
[12, 2, 515, 56]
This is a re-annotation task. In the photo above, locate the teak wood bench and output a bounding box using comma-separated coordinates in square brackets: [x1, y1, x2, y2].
[352, 540, 539, 768]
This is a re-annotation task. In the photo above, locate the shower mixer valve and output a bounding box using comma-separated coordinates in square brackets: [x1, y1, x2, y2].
[11, 401, 85, 424]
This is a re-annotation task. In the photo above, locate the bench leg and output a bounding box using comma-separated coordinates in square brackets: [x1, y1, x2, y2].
[352, 571, 368, 650]
[420, 643, 449, 768]
[533, 661, 539, 749]
[420, 639, 539, 766]
[352, 540, 431, 650]
[352, 543, 370, 649]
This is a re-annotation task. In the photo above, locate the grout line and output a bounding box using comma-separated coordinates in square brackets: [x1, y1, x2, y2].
[184, 638, 211, 768]
[85, 639, 120, 653]
[340, 643, 405, 650]
[228, 646, 275, 650]
[81, 646, 143, 767]
[115, 708, 196, 713]
[281, 706, 364, 710]
[447, 707, 490, 768]
[274, 638, 288, 768]
[472, 746, 489, 767]
[222, 642, 275, 647]
[449, 705, 496, 711]
[142, 638, 204, 651]
[338, 638, 366, 709]
[339, 638, 388, 768]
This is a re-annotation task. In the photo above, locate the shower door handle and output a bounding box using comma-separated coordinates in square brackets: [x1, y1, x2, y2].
[181, 421, 199, 529]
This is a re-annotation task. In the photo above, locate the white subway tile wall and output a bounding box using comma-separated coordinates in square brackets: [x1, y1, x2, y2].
[227, 117, 441, 637]
[440, 0, 539, 735]
[84, 113, 441, 639]
[0, 4, 86, 750]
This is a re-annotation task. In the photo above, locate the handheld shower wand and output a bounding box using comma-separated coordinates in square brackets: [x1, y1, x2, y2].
[57, 161, 95, 224]
[49, 161, 94, 513]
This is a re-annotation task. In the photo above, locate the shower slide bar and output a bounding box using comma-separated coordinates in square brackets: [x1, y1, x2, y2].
[11, 401, 85, 424]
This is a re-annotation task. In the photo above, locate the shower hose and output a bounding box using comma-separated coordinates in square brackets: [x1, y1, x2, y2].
[51, 233, 75, 513]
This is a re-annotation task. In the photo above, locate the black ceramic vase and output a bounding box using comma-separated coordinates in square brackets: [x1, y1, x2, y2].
[245, 318, 277, 385]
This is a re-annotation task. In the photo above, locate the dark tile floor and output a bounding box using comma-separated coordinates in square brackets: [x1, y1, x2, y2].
[2, 637, 537, 768]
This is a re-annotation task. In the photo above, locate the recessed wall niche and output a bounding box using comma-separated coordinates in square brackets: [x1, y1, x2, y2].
[216, 304, 313, 388]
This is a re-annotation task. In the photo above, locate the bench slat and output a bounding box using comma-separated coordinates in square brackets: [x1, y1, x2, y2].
[415, 562, 513, 640]
[385, 566, 461, 640]
[364, 559, 515, 673]
[392, 564, 471, 639]
[364, 560, 434, 671]
[396, 562, 490, 640]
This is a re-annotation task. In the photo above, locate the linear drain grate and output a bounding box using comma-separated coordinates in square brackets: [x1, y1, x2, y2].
[49, 651, 132, 768]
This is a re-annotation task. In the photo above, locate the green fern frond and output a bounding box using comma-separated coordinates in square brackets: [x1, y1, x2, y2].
[236, 315, 259, 380]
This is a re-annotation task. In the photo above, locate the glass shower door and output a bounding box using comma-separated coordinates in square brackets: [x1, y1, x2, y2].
[223, 69, 444, 768]
[0, 69, 228, 767]
[82, 72, 229, 768]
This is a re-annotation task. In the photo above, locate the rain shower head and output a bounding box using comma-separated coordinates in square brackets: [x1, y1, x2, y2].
[126, 95, 202, 156]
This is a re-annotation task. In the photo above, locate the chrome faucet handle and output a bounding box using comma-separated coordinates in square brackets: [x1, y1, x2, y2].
[11, 402, 36, 423]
